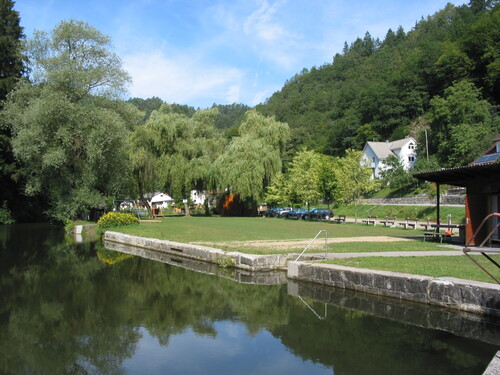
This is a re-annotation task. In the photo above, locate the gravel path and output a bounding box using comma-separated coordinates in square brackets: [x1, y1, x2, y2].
[305, 250, 464, 259]
[194, 236, 418, 249]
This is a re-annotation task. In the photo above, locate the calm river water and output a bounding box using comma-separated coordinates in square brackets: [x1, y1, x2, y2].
[0, 223, 499, 375]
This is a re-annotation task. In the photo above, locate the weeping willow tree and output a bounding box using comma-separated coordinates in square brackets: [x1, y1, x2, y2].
[130, 105, 225, 215]
[214, 110, 289, 211]
[128, 124, 162, 216]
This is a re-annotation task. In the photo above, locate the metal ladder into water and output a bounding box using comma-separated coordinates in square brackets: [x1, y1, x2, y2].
[463, 212, 500, 284]
[295, 230, 328, 261]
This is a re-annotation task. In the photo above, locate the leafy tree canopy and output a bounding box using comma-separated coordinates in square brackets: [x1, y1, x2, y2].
[215, 110, 289, 204]
[27, 19, 131, 99]
[2, 20, 139, 222]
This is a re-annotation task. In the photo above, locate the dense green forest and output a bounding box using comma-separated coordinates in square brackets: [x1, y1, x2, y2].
[256, 1, 500, 167]
[1, 0, 499, 223]
[128, 1, 500, 167]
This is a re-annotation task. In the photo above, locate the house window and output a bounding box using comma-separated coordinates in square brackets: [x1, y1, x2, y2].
[409, 156, 415, 162]
[408, 143, 415, 150]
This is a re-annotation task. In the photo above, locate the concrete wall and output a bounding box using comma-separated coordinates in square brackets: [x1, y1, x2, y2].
[288, 262, 500, 317]
[104, 231, 291, 271]
[287, 280, 500, 346]
[104, 239, 287, 285]
[362, 195, 465, 206]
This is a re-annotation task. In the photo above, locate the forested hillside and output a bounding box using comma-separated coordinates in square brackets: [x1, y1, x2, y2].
[1, 1, 499, 223]
[127, 98, 250, 137]
[256, 1, 500, 168]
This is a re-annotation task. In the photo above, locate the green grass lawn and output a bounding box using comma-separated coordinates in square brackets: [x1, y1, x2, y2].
[325, 241, 455, 253]
[207, 238, 452, 254]
[109, 216, 499, 283]
[117, 216, 424, 243]
[323, 256, 500, 284]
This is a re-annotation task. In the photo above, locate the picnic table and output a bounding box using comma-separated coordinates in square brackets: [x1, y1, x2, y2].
[383, 216, 397, 227]
[423, 224, 463, 243]
[362, 216, 378, 225]
[399, 217, 419, 230]
[334, 214, 346, 223]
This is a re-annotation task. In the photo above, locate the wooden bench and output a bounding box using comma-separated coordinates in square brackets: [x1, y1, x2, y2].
[383, 216, 397, 227]
[400, 217, 419, 230]
[334, 215, 346, 224]
[362, 216, 378, 225]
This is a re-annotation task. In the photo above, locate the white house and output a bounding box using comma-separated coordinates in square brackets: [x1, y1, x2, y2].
[149, 193, 174, 208]
[190, 190, 206, 206]
[362, 137, 417, 179]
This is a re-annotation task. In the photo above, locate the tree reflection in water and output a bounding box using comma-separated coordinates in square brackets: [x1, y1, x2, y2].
[0, 224, 497, 375]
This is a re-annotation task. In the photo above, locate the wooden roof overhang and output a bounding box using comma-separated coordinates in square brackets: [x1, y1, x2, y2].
[413, 162, 500, 187]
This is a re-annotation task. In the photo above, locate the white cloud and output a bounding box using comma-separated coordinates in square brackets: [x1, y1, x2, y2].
[123, 50, 244, 106]
[241, 0, 304, 70]
[243, 0, 289, 43]
[251, 90, 270, 106]
[226, 85, 241, 103]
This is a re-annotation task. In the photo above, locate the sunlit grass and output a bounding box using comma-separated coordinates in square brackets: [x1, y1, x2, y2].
[323, 255, 500, 284]
[118, 216, 424, 243]
[108, 216, 499, 283]
[210, 239, 449, 255]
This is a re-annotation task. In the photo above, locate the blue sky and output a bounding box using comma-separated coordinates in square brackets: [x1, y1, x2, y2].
[15, 0, 466, 108]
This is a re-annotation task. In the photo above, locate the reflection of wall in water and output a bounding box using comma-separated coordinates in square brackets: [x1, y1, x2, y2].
[288, 280, 500, 347]
[103, 240, 287, 286]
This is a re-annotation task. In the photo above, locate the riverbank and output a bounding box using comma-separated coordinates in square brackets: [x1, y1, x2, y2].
[103, 231, 500, 317]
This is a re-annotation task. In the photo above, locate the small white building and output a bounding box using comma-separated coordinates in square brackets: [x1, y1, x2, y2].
[149, 193, 174, 208]
[362, 137, 417, 179]
[190, 190, 206, 206]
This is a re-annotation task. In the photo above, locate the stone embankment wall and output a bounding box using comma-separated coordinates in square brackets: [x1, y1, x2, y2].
[362, 194, 465, 206]
[104, 238, 287, 285]
[104, 231, 499, 317]
[288, 262, 500, 317]
[104, 231, 290, 271]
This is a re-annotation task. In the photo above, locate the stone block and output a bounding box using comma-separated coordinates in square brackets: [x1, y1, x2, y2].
[288, 262, 500, 317]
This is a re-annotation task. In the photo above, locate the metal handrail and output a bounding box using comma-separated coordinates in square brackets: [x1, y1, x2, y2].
[464, 212, 500, 249]
[463, 212, 500, 284]
[298, 296, 327, 320]
[295, 230, 328, 261]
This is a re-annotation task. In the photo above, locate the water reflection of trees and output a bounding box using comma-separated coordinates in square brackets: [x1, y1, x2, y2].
[0, 227, 496, 374]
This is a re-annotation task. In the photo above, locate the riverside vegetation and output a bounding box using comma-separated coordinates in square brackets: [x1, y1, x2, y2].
[1, 1, 499, 224]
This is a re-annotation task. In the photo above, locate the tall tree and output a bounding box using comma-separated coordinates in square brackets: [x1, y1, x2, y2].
[285, 150, 323, 206]
[28, 19, 130, 99]
[0, 0, 24, 102]
[2, 20, 138, 222]
[136, 105, 225, 215]
[128, 124, 159, 216]
[428, 80, 499, 166]
[0, 0, 26, 222]
[215, 110, 289, 206]
[332, 150, 376, 209]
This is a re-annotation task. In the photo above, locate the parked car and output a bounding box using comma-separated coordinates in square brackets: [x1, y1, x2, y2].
[277, 207, 293, 217]
[284, 208, 308, 219]
[263, 207, 292, 217]
[301, 208, 333, 220]
[262, 207, 278, 217]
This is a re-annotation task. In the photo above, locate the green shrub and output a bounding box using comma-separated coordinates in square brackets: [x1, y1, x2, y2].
[97, 212, 139, 229]
[0, 201, 14, 224]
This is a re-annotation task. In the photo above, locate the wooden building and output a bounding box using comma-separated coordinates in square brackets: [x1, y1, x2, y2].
[414, 137, 500, 246]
